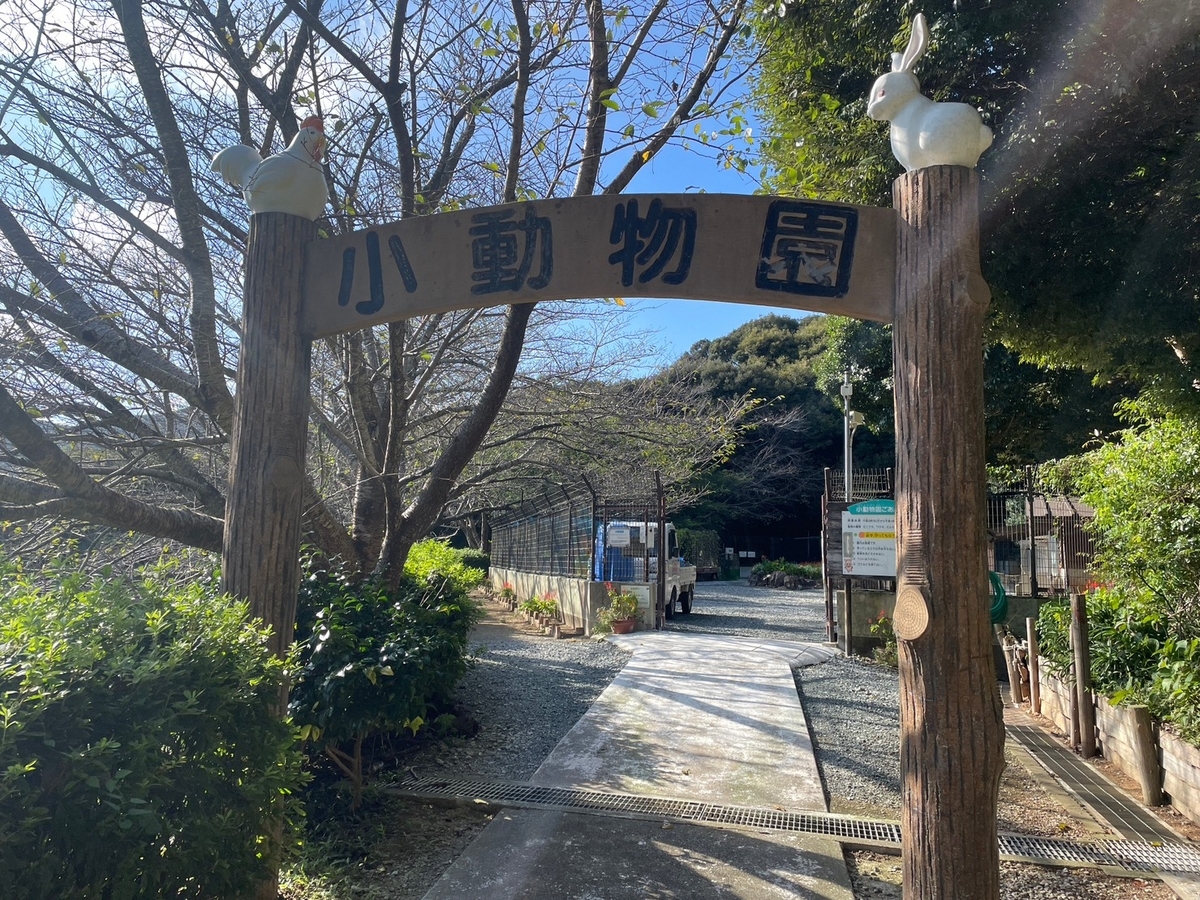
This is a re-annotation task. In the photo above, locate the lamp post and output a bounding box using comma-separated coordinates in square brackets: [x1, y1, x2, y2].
[840, 372, 864, 501]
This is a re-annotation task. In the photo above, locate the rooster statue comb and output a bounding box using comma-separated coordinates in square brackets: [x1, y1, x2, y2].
[212, 116, 330, 220]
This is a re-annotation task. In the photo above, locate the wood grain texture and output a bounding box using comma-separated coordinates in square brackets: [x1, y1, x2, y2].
[892, 167, 1004, 900]
[222, 212, 316, 662]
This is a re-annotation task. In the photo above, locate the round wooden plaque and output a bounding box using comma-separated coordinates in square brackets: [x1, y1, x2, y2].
[893, 586, 930, 641]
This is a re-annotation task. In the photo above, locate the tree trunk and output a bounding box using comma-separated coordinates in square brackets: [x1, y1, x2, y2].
[893, 166, 1004, 900]
[222, 212, 315, 660]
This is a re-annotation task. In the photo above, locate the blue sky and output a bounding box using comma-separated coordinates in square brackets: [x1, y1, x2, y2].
[607, 137, 814, 368]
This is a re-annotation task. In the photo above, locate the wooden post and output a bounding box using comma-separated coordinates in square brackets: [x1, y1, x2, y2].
[1004, 643, 1025, 703]
[1067, 620, 1080, 750]
[1026, 616, 1041, 715]
[1071, 592, 1097, 758]
[844, 578, 853, 655]
[824, 578, 835, 643]
[893, 167, 1004, 899]
[1130, 706, 1163, 806]
[221, 213, 316, 900]
[222, 211, 316, 662]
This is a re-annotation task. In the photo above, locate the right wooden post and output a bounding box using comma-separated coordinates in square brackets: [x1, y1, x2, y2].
[893, 166, 1005, 900]
[1027, 616, 1041, 715]
[1072, 592, 1097, 758]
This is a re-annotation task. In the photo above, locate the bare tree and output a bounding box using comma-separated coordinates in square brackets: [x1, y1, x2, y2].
[0, 0, 755, 583]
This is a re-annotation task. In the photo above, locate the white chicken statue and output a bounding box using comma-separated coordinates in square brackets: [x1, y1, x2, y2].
[211, 115, 329, 220]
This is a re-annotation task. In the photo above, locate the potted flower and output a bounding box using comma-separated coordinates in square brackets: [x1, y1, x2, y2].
[596, 583, 642, 634]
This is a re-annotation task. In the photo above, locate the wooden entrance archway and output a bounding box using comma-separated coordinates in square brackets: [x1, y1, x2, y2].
[223, 170, 1003, 898]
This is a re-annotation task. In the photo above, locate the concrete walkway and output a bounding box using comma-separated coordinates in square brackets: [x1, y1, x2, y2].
[422, 632, 852, 899]
[420, 627, 1200, 898]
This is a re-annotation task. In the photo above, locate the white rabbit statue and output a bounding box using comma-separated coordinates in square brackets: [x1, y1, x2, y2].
[867, 13, 992, 171]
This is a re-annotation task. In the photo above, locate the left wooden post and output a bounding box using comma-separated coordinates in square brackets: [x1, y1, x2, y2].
[222, 212, 315, 899]
[222, 211, 315, 663]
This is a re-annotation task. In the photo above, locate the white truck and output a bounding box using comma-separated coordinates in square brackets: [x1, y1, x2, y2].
[597, 520, 697, 621]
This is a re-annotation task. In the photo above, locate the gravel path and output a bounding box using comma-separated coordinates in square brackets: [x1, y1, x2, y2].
[399, 617, 631, 782]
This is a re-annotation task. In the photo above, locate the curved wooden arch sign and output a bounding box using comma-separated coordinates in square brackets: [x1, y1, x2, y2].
[303, 193, 896, 338]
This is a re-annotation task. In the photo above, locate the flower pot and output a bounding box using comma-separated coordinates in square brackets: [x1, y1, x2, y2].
[611, 618, 637, 635]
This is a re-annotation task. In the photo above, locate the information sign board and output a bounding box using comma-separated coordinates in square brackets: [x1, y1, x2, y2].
[841, 499, 897, 577]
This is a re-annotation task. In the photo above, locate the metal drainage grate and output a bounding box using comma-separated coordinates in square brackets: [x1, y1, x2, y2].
[394, 776, 1200, 876]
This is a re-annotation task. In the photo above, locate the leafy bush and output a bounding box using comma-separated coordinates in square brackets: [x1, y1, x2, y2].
[1052, 406, 1200, 741]
[1036, 591, 1164, 692]
[870, 612, 898, 668]
[1080, 406, 1200, 639]
[1035, 599, 1073, 680]
[453, 547, 490, 575]
[405, 539, 486, 595]
[749, 558, 821, 580]
[0, 555, 301, 900]
[1155, 637, 1200, 744]
[290, 562, 481, 806]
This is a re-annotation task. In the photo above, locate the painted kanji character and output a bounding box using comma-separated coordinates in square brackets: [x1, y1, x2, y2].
[469, 205, 553, 294]
[608, 198, 696, 287]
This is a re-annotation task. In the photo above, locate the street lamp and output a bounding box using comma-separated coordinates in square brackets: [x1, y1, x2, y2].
[841, 371, 865, 502]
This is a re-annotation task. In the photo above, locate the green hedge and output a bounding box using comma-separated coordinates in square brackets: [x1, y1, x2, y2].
[1036, 590, 1200, 742]
[404, 539, 486, 595]
[0, 556, 301, 900]
[453, 547, 491, 576]
[1033, 407, 1200, 745]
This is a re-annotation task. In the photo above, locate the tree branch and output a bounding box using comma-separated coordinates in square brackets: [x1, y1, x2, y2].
[0, 381, 222, 550]
[112, 0, 233, 430]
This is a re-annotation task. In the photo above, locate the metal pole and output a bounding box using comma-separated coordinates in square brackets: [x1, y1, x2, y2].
[841, 371, 853, 502]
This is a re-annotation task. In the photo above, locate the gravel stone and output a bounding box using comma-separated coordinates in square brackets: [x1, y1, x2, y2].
[398, 620, 631, 782]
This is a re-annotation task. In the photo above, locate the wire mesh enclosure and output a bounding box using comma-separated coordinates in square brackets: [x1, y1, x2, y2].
[987, 471, 1095, 598]
[488, 472, 667, 582]
[820, 467, 1096, 599]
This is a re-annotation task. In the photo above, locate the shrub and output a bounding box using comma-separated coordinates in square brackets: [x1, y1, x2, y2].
[405, 539, 486, 595]
[518, 594, 558, 618]
[0, 555, 301, 900]
[1154, 637, 1200, 744]
[870, 612, 898, 668]
[1035, 599, 1073, 680]
[749, 558, 822, 580]
[454, 547, 490, 575]
[1079, 406, 1200, 640]
[290, 563, 481, 806]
